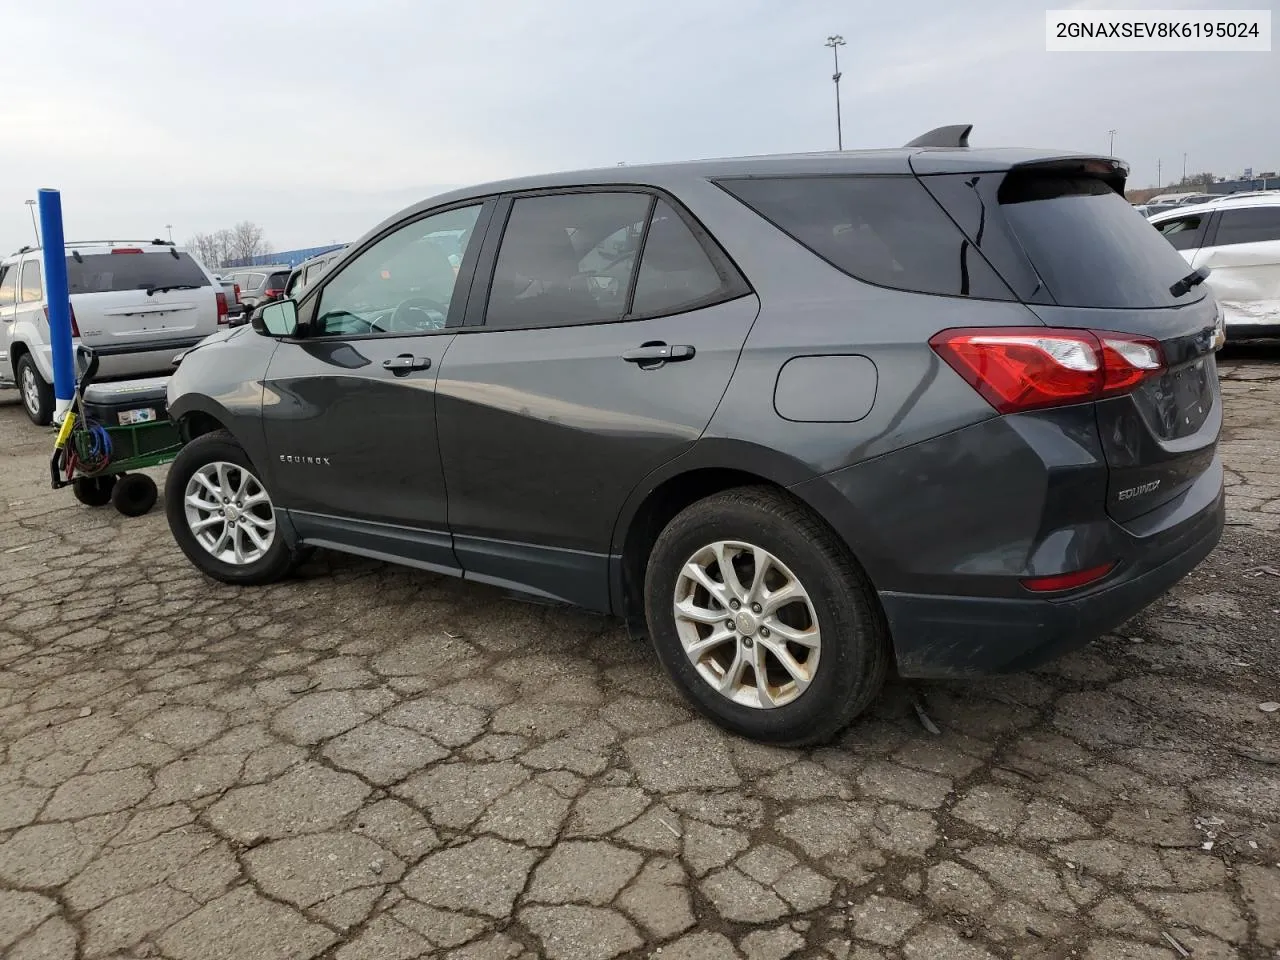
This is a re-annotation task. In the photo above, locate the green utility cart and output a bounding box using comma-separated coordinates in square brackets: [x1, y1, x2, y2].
[50, 350, 184, 516]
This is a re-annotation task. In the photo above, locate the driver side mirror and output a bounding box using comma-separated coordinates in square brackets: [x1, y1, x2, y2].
[252, 299, 299, 338]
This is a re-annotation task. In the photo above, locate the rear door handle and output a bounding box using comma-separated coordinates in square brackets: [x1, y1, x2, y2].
[383, 354, 431, 373]
[622, 343, 696, 364]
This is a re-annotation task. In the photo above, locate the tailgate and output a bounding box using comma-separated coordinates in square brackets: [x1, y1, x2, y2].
[72, 291, 217, 345]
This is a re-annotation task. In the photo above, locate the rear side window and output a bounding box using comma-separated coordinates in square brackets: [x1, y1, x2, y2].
[65, 252, 210, 294]
[718, 175, 1013, 300]
[631, 200, 730, 316]
[0, 265, 15, 305]
[1213, 207, 1280, 246]
[20, 261, 43, 302]
[486, 192, 653, 329]
[1155, 213, 1208, 251]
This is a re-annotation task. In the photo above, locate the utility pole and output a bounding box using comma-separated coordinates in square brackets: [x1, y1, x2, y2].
[825, 35, 846, 150]
[1107, 129, 1116, 155]
[166, 224, 174, 243]
[1182, 153, 1187, 183]
[24, 200, 39, 244]
[1157, 159, 1162, 188]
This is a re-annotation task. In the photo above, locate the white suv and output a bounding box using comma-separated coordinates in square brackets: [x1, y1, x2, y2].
[0, 240, 228, 424]
[1149, 193, 1280, 342]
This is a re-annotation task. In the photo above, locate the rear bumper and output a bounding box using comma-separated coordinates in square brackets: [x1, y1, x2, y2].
[883, 460, 1225, 678]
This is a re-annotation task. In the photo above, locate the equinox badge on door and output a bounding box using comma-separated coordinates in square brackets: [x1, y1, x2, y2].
[279, 454, 331, 465]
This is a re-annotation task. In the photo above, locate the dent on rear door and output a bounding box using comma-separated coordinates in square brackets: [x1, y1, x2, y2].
[1194, 241, 1280, 325]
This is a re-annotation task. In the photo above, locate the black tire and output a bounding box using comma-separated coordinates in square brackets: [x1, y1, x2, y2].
[164, 429, 302, 585]
[73, 475, 116, 507]
[644, 485, 890, 747]
[17, 354, 53, 426]
[111, 473, 158, 517]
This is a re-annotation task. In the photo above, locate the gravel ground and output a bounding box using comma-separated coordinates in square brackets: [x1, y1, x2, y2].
[1, 348, 1277, 960]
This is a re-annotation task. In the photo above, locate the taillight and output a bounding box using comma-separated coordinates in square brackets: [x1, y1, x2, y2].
[929, 327, 1164, 414]
[42, 304, 81, 337]
[233, 283, 241, 304]
[1021, 562, 1115, 593]
[216, 292, 229, 324]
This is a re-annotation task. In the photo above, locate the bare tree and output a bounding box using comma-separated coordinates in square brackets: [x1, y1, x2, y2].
[184, 222, 272, 270]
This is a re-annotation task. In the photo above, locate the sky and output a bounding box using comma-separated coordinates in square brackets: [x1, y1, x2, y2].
[1, 0, 1275, 254]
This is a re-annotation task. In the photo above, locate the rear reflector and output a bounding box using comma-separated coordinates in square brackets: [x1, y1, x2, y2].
[111, 248, 144, 254]
[930, 327, 1164, 414]
[1021, 563, 1115, 593]
[215, 292, 229, 324]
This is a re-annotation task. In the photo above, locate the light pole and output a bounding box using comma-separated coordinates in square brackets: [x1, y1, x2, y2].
[1182, 153, 1187, 184]
[825, 35, 846, 150]
[24, 200, 39, 244]
[166, 224, 174, 243]
[1107, 129, 1117, 155]
[1157, 159, 1162, 189]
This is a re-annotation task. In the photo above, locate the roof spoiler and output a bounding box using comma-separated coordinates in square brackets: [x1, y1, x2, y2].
[904, 124, 973, 149]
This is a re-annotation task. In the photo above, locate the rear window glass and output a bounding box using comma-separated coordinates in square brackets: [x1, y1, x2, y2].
[994, 174, 1204, 308]
[719, 175, 1013, 300]
[267, 272, 289, 287]
[66, 252, 210, 294]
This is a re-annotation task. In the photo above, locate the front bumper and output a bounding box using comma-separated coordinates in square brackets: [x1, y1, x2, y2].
[882, 462, 1225, 678]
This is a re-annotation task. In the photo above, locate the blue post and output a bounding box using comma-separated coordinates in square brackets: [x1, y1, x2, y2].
[39, 189, 76, 423]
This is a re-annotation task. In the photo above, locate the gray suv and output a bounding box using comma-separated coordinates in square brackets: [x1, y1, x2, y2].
[162, 127, 1226, 745]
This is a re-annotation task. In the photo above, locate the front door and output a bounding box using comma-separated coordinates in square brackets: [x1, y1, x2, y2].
[435, 189, 758, 610]
[260, 202, 488, 574]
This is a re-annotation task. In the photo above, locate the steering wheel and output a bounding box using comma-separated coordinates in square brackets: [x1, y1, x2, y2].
[388, 297, 448, 333]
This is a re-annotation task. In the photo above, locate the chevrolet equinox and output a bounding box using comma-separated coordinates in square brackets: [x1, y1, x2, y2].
[163, 126, 1226, 745]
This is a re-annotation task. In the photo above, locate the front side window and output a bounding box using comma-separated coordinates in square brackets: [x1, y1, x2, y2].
[315, 204, 481, 336]
[1157, 214, 1205, 251]
[20, 261, 43, 302]
[486, 192, 652, 329]
[1214, 207, 1280, 247]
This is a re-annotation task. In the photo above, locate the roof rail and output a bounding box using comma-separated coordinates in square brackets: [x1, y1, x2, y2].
[904, 124, 973, 149]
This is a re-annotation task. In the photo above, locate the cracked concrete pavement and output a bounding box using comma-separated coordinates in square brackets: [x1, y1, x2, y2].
[1, 347, 1278, 960]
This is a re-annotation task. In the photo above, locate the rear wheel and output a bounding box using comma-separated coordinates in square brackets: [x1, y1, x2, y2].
[644, 486, 890, 746]
[164, 430, 303, 585]
[17, 355, 53, 426]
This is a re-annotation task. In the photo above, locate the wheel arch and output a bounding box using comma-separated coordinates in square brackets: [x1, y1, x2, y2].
[609, 439, 863, 624]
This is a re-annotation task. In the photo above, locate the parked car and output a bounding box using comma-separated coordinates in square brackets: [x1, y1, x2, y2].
[221, 265, 291, 310]
[1, 240, 229, 424]
[1149, 193, 1280, 340]
[213, 276, 246, 321]
[283, 247, 348, 301]
[162, 128, 1225, 745]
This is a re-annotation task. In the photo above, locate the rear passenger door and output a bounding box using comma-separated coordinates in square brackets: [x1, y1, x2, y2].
[1193, 206, 1280, 310]
[434, 188, 758, 611]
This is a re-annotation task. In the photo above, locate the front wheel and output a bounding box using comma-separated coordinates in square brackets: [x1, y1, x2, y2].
[644, 486, 890, 746]
[164, 430, 303, 585]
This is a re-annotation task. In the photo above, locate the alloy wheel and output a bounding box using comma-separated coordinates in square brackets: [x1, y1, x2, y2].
[672, 540, 821, 709]
[183, 461, 276, 565]
[21, 367, 40, 417]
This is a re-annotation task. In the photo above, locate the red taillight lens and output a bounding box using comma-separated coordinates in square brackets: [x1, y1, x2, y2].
[1021, 562, 1115, 593]
[216, 292, 228, 324]
[930, 327, 1164, 414]
[233, 283, 241, 303]
[42, 304, 81, 337]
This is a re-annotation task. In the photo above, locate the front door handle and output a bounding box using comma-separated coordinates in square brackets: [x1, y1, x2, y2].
[383, 354, 431, 374]
[622, 343, 696, 365]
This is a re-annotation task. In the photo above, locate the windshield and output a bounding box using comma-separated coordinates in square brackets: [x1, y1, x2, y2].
[65, 252, 209, 294]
